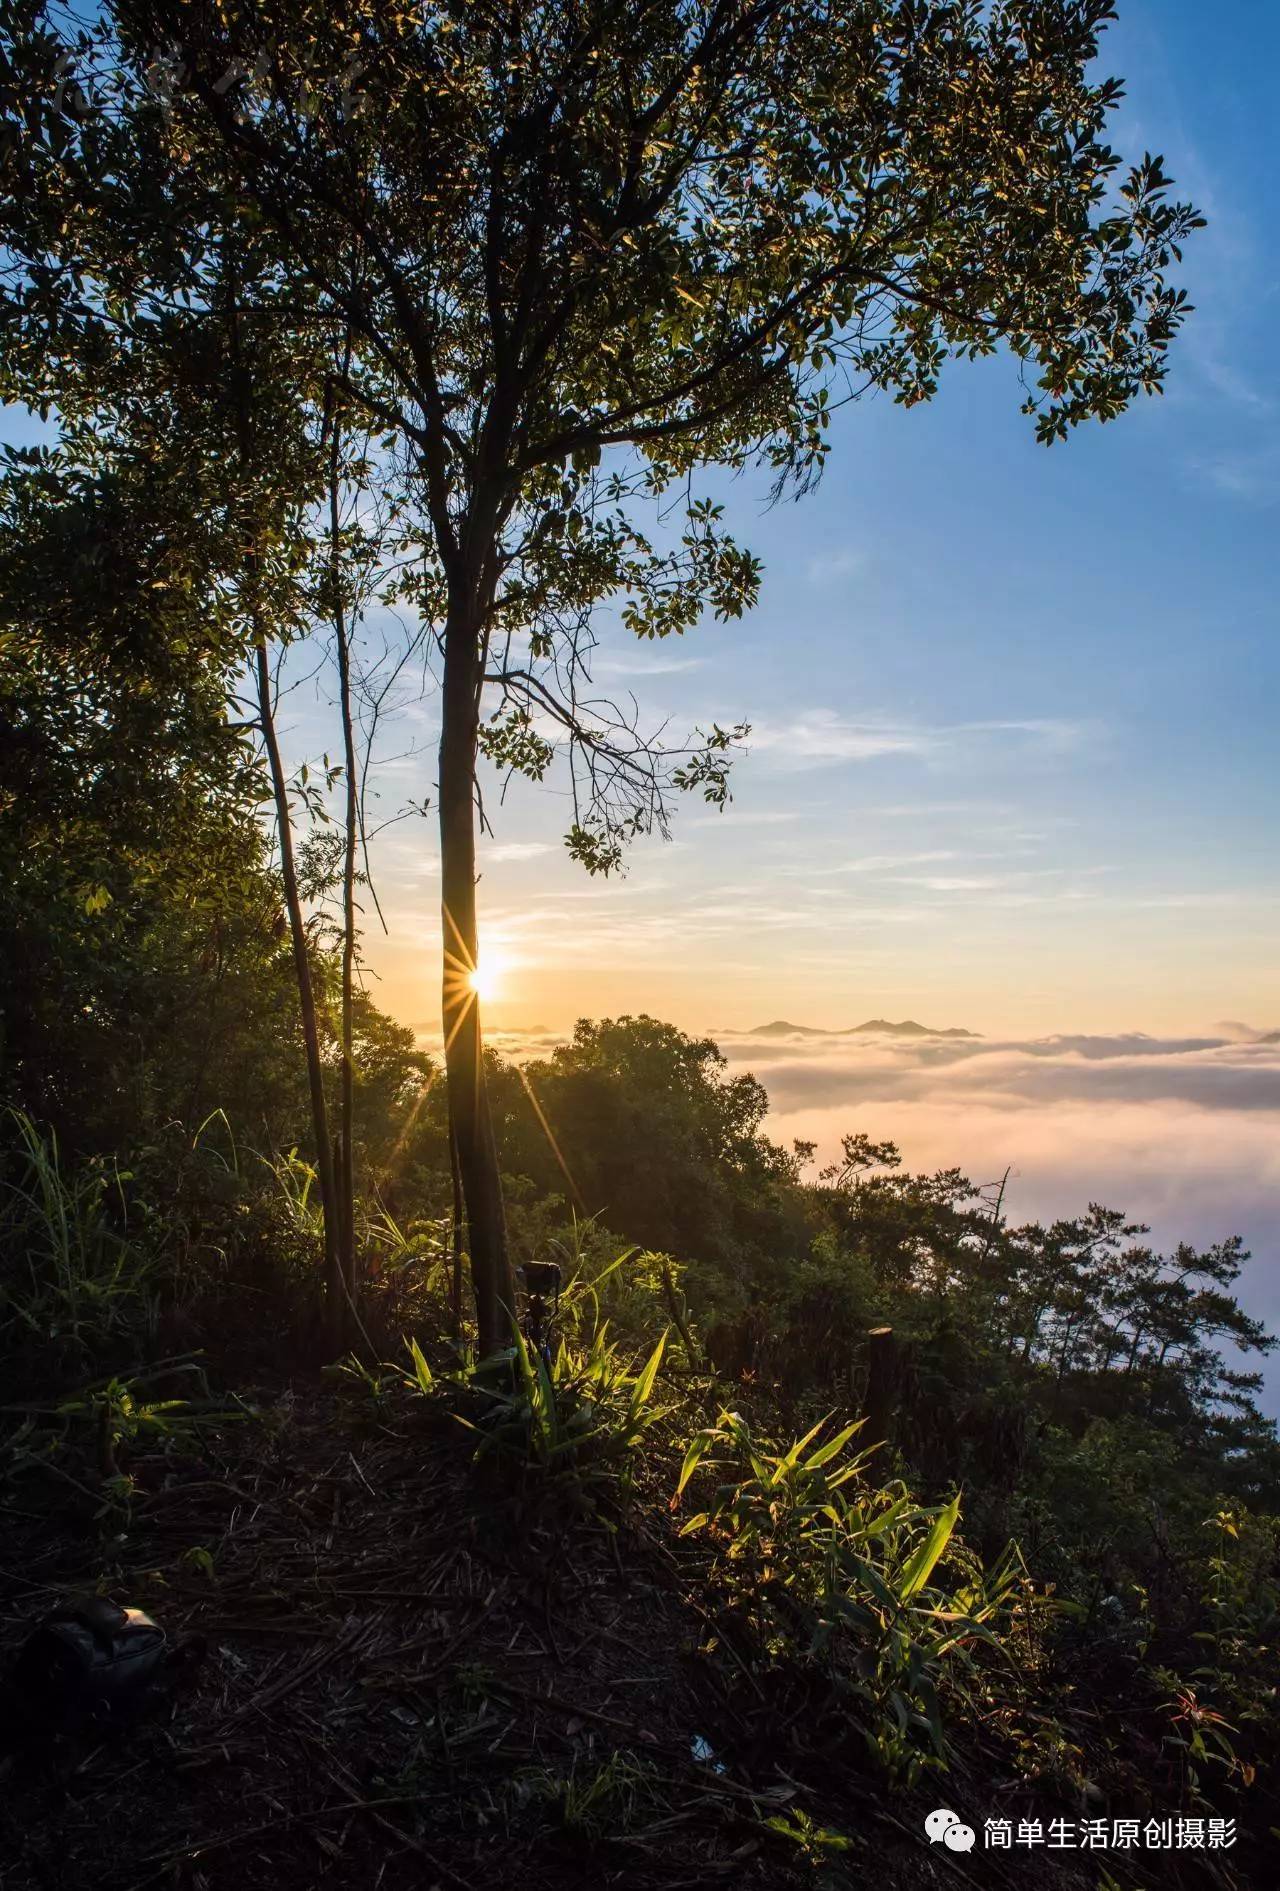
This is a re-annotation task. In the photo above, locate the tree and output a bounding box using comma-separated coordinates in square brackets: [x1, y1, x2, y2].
[0, 153, 369, 1337]
[493, 1014, 807, 1270]
[0, 422, 438, 1334]
[1, 0, 1201, 1351]
[0, 447, 311, 1152]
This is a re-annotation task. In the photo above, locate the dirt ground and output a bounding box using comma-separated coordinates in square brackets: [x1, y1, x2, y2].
[0, 1380, 1265, 1891]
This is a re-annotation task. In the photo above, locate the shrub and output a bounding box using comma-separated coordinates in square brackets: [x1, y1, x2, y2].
[433, 1322, 671, 1511]
[675, 1408, 1023, 1783]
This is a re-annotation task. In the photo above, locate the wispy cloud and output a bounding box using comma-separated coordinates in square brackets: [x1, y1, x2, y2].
[1124, 889, 1280, 912]
[960, 718, 1093, 755]
[869, 800, 1017, 819]
[1155, 134, 1280, 497]
[594, 653, 708, 677]
[749, 713, 934, 763]
[813, 850, 961, 876]
[748, 710, 1096, 769]
[897, 874, 1006, 893]
[686, 807, 800, 829]
[482, 841, 558, 864]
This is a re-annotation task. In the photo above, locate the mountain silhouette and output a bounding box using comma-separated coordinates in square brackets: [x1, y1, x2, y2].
[749, 1018, 979, 1040]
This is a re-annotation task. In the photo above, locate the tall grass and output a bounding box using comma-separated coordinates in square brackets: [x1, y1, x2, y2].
[0, 1109, 155, 1364]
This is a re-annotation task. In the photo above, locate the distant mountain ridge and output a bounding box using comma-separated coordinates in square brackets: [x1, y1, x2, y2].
[749, 1018, 980, 1040]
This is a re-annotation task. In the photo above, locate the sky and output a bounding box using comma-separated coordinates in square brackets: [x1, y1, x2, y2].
[4, 2, 1272, 1044]
[287, 0, 1279, 1392]
[317, 0, 1280, 1049]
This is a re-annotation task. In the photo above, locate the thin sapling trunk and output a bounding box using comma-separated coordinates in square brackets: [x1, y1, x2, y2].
[255, 638, 345, 1346]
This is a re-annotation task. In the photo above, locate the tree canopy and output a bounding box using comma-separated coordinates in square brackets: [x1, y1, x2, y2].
[0, 0, 1203, 1344]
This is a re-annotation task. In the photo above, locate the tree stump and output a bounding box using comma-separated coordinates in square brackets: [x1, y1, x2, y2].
[863, 1325, 899, 1451]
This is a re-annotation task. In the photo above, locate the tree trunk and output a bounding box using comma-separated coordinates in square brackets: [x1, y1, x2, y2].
[255, 640, 345, 1347]
[229, 260, 343, 1349]
[449, 1117, 465, 1337]
[863, 1324, 899, 1452]
[438, 599, 514, 1357]
[331, 416, 359, 1310]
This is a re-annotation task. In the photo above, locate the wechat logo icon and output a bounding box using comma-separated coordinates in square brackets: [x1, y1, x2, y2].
[925, 1808, 977, 1852]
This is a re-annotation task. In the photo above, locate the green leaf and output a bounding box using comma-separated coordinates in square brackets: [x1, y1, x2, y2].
[899, 1495, 961, 1601]
[804, 1420, 863, 1470]
[631, 1330, 667, 1410]
[677, 1426, 720, 1496]
[405, 1335, 434, 1394]
[779, 1415, 829, 1472]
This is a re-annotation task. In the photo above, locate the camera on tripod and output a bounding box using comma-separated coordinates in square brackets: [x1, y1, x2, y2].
[520, 1259, 562, 1299]
[519, 1259, 562, 1361]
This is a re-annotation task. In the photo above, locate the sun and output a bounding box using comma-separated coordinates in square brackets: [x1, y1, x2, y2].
[442, 915, 513, 1028]
[466, 953, 504, 1005]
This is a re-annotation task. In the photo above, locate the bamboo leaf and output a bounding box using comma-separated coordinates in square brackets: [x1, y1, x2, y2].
[405, 1335, 434, 1394]
[899, 1495, 961, 1600]
[631, 1330, 667, 1410]
[805, 1420, 863, 1470]
[677, 1426, 720, 1495]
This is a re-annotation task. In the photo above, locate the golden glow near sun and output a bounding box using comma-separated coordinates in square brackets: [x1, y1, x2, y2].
[467, 955, 503, 1005]
[441, 909, 517, 1040]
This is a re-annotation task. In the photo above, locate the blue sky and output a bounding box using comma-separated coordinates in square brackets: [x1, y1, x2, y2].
[4, 4, 1273, 1039]
[327, 0, 1280, 1041]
